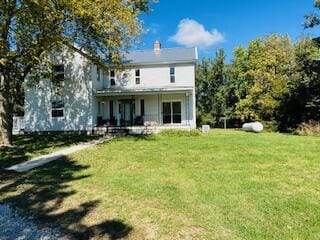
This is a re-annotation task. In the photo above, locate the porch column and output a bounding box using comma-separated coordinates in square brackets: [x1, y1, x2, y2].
[158, 94, 161, 125]
[185, 92, 189, 126]
[116, 100, 120, 126]
[131, 95, 134, 126]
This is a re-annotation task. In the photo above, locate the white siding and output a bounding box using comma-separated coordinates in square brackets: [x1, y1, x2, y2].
[24, 49, 94, 132]
[101, 64, 195, 89]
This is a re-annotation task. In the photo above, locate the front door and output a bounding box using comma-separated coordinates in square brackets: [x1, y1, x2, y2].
[119, 101, 134, 126]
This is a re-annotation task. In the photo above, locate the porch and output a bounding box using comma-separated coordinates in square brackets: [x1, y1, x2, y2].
[93, 125, 194, 135]
[93, 88, 196, 131]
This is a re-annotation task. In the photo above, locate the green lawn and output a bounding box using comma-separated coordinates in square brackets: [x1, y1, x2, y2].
[0, 133, 99, 168]
[1, 130, 320, 239]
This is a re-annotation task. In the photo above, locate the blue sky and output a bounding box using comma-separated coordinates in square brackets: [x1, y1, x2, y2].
[136, 0, 320, 61]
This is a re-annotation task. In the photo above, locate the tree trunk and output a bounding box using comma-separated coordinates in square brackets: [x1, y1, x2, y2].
[0, 77, 14, 146]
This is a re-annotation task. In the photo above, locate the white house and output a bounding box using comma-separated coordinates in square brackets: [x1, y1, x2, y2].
[24, 42, 198, 134]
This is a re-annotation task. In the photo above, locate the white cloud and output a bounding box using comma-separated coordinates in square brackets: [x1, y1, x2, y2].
[169, 19, 224, 49]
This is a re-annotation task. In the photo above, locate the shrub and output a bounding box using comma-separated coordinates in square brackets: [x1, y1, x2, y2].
[159, 129, 201, 137]
[296, 120, 320, 136]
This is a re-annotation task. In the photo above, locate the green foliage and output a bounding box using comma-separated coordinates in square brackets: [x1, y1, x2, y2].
[304, 0, 320, 28]
[276, 38, 320, 131]
[234, 34, 294, 122]
[159, 129, 201, 137]
[196, 49, 230, 127]
[196, 33, 320, 132]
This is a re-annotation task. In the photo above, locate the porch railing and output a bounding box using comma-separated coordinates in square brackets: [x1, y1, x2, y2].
[13, 116, 25, 133]
[97, 114, 160, 127]
[142, 114, 159, 126]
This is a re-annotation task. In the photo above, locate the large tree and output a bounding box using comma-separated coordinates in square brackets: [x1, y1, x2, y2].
[276, 38, 320, 131]
[234, 35, 294, 126]
[0, 0, 150, 145]
[305, 0, 320, 29]
[196, 49, 227, 126]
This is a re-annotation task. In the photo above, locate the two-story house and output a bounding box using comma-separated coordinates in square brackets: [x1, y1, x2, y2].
[24, 41, 197, 134]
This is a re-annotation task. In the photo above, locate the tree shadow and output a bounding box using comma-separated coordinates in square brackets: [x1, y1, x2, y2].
[0, 157, 132, 240]
[0, 133, 100, 169]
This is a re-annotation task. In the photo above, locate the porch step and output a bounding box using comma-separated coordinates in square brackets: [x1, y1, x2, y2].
[93, 126, 130, 135]
[106, 127, 130, 135]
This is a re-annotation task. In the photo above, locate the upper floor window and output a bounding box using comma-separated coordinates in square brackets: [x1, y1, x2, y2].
[170, 67, 175, 83]
[97, 67, 100, 81]
[135, 69, 140, 84]
[110, 70, 115, 86]
[52, 64, 64, 97]
[52, 64, 64, 82]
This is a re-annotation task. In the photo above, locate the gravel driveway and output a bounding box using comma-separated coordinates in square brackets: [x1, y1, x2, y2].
[0, 203, 64, 240]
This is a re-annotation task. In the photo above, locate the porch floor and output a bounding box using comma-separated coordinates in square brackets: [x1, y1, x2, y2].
[94, 125, 194, 135]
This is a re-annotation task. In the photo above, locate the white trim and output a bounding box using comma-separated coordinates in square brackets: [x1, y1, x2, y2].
[169, 67, 175, 83]
[194, 47, 198, 60]
[94, 87, 194, 96]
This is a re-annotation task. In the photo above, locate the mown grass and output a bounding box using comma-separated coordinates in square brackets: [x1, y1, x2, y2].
[1, 130, 319, 239]
[0, 133, 99, 168]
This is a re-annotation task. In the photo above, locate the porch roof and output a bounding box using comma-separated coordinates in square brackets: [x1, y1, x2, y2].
[93, 86, 193, 96]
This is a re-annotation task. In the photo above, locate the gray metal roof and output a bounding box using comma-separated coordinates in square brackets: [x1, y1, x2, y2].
[122, 47, 198, 65]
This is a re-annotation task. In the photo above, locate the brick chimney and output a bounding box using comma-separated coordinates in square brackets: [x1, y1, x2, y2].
[154, 40, 161, 51]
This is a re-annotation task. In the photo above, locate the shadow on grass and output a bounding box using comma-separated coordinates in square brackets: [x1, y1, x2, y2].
[0, 157, 132, 240]
[0, 133, 100, 169]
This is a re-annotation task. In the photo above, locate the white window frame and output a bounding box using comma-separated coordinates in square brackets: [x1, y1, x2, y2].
[52, 64, 65, 85]
[135, 69, 140, 85]
[51, 64, 65, 118]
[169, 67, 175, 83]
[51, 99, 64, 118]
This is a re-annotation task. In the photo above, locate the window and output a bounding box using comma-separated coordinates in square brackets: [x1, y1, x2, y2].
[97, 67, 100, 81]
[52, 64, 64, 116]
[52, 100, 64, 117]
[172, 102, 182, 123]
[52, 64, 65, 82]
[140, 99, 144, 116]
[135, 69, 140, 84]
[162, 101, 181, 124]
[162, 102, 171, 124]
[98, 101, 101, 116]
[109, 100, 114, 118]
[53, 64, 64, 74]
[110, 70, 115, 86]
[170, 67, 175, 83]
